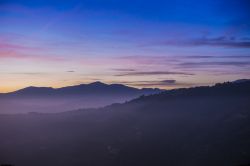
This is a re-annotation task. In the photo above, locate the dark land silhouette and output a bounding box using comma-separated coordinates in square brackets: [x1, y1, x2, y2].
[0, 80, 250, 166]
[0, 82, 161, 114]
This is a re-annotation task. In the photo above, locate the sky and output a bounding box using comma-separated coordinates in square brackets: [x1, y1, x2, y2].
[0, 0, 250, 92]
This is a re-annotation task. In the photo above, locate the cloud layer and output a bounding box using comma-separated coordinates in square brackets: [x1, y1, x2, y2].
[142, 36, 250, 48]
[114, 71, 195, 76]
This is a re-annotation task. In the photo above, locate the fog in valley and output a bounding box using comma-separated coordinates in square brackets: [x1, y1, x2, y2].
[0, 81, 250, 166]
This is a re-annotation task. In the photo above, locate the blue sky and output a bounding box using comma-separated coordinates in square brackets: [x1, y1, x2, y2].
[0, 0, 250, 92]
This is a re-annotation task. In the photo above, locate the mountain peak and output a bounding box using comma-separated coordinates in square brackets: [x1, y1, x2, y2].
[19, 86, 54, 91]
[88, 81, 107, 86]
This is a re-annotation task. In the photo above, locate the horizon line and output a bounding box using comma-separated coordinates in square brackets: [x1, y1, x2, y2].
[1, 79, 249, 94]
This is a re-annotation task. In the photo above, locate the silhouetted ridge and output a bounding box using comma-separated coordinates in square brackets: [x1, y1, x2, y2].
[12, 86, 54, 95]
[3, 82, 162, 97]
[129, 80, 250, 103]
[0, 82, 162, 113]
[88, 81, 108, 86]
[232, 79, 250, 84]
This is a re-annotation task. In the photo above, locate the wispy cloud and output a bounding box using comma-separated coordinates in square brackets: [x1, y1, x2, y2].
[185, 55, 250, 59]
[0, 39, 66, 62]
[179, 61, 250, 68]
[0, 42, 41, 51]
[8, 72, 49, 75]
[118, 55, 180, 64]
[0, 50, 66, 61]
[0, 50, 27, 59]
[127, 80, 176, 86]
[0, 40, 42, 59]
[111, 68, 136, 72]
[117, 79, 195, 87]
[142, 36, 250, 48]
[115, 71, 194, 76]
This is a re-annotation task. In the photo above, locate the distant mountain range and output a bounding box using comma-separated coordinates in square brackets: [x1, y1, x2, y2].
[0, 79, 249, 166]
[0, 82, 162, 114]
[1, 81, 162, 96]
[1, 79, 249, 114]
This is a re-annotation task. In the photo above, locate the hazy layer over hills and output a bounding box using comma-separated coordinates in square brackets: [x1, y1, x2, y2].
[0, 80, 250, 166]
[0, 82, 161, 114]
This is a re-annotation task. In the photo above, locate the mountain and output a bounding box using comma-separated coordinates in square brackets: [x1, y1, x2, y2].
[4, 81, 161, 96]
[232, 79, 250, 84]
[0, 80, 249, 166]
[130, 79, 250, 102]
[0, 82, 162, 114]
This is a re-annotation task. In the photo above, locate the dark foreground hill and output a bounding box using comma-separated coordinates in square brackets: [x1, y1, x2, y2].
[0, 82, 161, 114]
[0, 80, 250, 166]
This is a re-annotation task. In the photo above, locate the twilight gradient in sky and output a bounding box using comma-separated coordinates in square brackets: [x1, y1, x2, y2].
[0, 0, 250, 92]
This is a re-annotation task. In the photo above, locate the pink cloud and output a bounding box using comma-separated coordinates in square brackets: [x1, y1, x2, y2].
[0, 40, 66, 62]
[0, 42, 41, 51]
[0, 32, 70, 62]
[0, 49, 66, 62]
[0, 50, 27, 59]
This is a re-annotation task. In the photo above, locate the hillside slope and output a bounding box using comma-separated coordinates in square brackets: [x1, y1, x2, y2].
[0, 82, 161, 114]
[0, 81, 250, 166]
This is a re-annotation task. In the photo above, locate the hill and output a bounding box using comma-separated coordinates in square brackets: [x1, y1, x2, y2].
[0, 82, 162, 114]
[0, 80, 250, 166]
